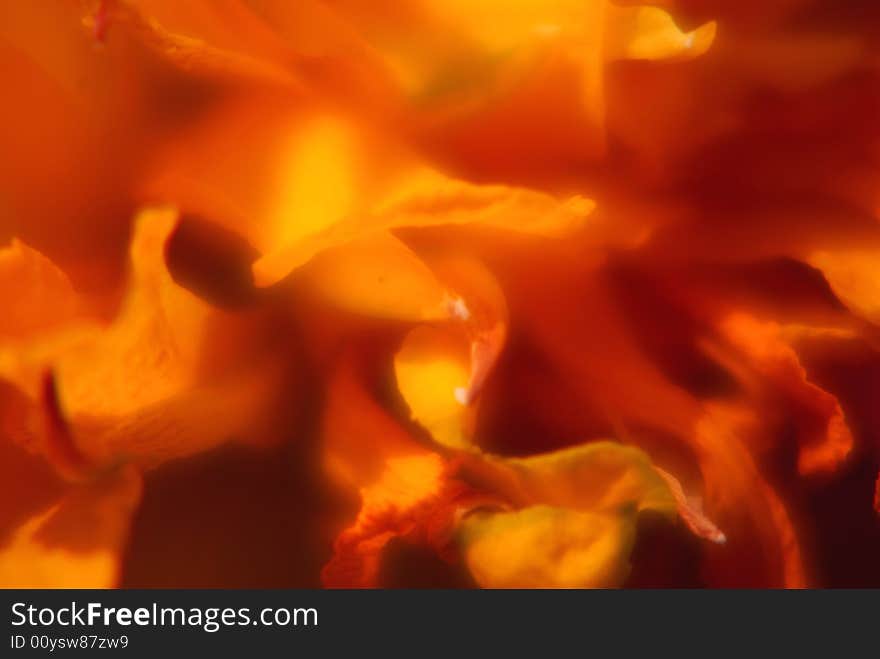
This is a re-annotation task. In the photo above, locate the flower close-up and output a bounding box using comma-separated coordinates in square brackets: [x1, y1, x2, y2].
[1, 0, 879, 590]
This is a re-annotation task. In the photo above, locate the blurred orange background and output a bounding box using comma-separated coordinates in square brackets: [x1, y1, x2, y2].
[1, 0, 879, 588]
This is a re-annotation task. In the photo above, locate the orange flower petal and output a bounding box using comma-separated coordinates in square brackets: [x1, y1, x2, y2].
[326, 363, 725, 588]
[87, 0, 306, 88]
[394, 326, 472, 448]
[145, 102, 596, 290]
[250, 161, 595, 287]
[605, 5, 716, 61]
[808, 250, 880, 326]
[322, 354, 427, 490]
[460, 441, 725, 587]
[322, 453, 481, 588]
[1, 2, 154, 286]
[461, 441, 677, 515]
[295, 232, 455, 321]
[0, 239, 79, 338]
[506, 265, 803, 584]
[0, 207, 280, 468]
[720, 313, 853, 475]
[695, 405, 808, 587]
[0, 463, 142, 588]
[324, 357, 692, 588]
[654, 467, 726, 544]
[393, 257, 508, 447]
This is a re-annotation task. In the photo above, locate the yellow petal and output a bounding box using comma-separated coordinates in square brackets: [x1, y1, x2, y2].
[268, 115, 361, 248]
[457, 504, 637, 588]
[370, 168, 595, 239]
[393, 258, 508, 447]
[251, 150, 595, 287]
[456, 441, 724, 588]
[606, 6, 717, 61]
[296, 231, 454, 321]
[471, 441, 677, 515]
[394, 326, 472, 448]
